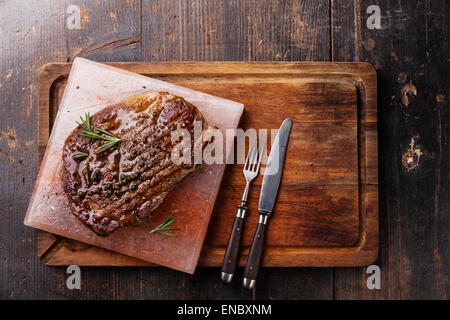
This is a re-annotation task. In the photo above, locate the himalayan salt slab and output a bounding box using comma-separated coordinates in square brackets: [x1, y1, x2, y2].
[24, 58, 243, 274]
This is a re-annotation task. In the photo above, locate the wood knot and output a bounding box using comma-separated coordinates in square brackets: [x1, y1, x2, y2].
[401, 83, 417, 107]
[401, 138, 422, 171]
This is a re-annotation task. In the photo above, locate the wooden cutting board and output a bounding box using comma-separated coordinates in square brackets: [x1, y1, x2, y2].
[35, 61, 378, 268]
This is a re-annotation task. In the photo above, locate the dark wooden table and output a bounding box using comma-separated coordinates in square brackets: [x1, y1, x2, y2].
[1, 0, 448, 299]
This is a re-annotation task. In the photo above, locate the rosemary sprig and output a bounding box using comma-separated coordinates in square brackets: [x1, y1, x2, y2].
[149, 212, 180, 236]
[76, 113, 121, 154]
[85, 160, 90, 184]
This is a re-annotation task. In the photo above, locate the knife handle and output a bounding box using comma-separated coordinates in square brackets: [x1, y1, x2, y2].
[243, 215, 268, 289]
[221, 204, 247, 283]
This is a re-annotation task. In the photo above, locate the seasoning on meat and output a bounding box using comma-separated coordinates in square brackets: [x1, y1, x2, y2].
[62, 91, 213, 236]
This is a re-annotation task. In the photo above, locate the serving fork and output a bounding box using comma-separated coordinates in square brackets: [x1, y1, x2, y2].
[221, 140, 265, 283]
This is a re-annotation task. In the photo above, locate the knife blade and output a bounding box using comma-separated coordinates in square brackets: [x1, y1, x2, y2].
[243, 118, 292, 289]
[258, 118, 293, 215]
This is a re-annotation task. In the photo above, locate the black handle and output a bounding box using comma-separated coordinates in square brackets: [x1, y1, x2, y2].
[221, 205, 246, 283]
[243, 218, 267, 289]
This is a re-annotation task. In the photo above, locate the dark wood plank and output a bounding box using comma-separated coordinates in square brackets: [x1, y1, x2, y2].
[0, 0, 63, 300]
[255, 268, 334, 300]
[331, 0, 360, 62]
[140, 267, 255, 299]
[62, 0, 141, 62]
[141, 0, 330, 62]
[334, 0, 450, 299]
[0, 0, 142, 300]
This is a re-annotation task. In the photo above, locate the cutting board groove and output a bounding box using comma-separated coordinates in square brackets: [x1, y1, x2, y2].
[37, 62, 378, 267]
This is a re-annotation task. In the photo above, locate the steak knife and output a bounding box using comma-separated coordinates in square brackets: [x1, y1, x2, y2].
[243, 118, 292, 289]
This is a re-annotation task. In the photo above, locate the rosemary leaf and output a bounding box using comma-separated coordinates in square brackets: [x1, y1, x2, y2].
[96, 128, 119, 139]
[85, 160, 90, 185]
[79, 130, 106, 141]
[85, 112, 91, 130]
[76, 145, 88, 153]
[156, 231, 177, 237]
[95, 140, 119, 154]
[75, 121, 88, 132]
[72, 153, 88, 160]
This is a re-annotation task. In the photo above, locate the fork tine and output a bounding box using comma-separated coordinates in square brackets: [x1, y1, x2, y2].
[249, 143, 259, 171]
[244, 145, 255, 170]
[244, 146, 250, 169]
[256, 139, 266, 173]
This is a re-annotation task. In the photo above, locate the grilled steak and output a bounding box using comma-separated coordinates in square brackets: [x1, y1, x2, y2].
[62, 91, 213, 236]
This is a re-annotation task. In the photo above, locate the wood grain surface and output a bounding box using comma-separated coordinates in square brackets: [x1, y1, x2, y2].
[1, 0, 448, 300]
[36, 61, 377, 268]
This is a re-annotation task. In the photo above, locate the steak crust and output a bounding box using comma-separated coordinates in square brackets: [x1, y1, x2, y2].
[62, 91, 212, 236]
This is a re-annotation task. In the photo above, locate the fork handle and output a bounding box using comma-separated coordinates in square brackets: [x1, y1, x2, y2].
[221, 204, 247, 283]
